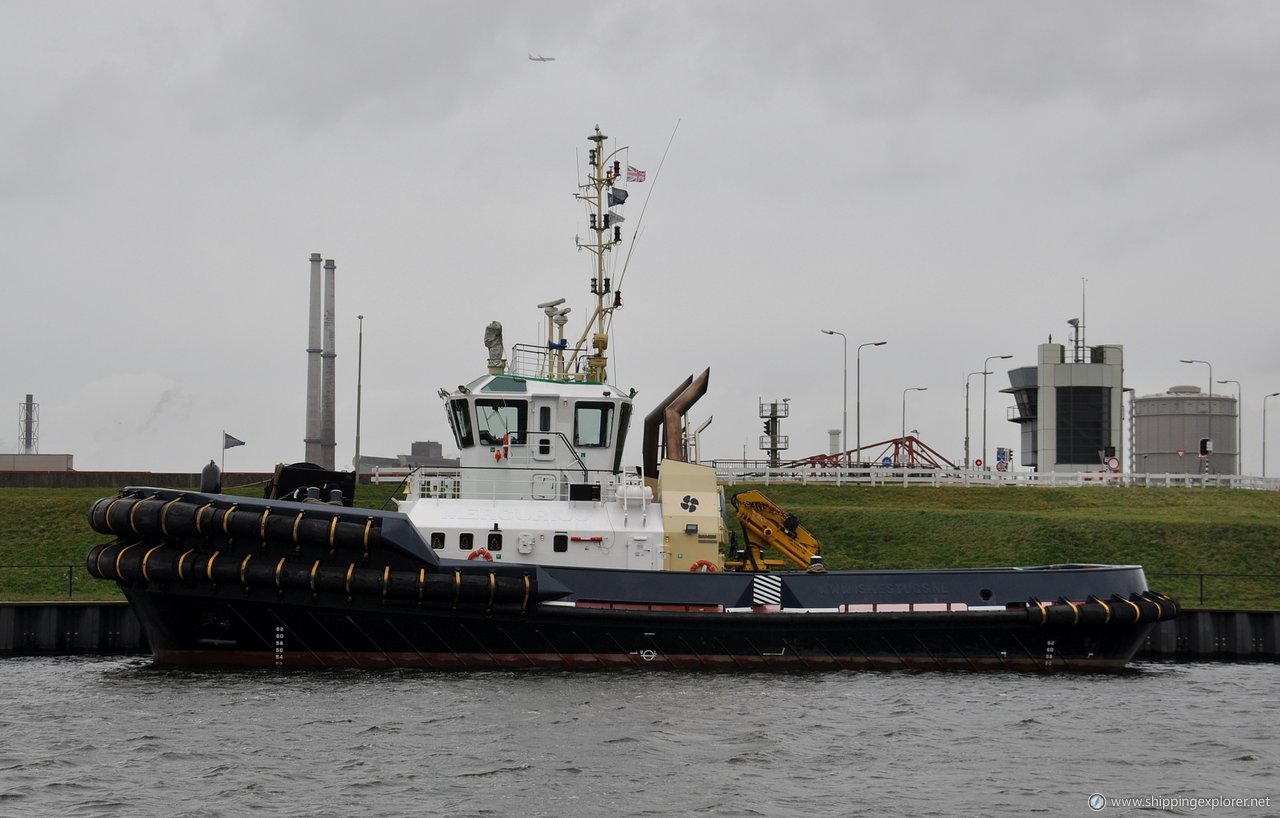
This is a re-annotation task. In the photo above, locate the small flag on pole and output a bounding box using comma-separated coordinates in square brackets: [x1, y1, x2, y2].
[223, 432, 246, 449]
[627, 165, 646, 182]
[608, 187, 628, 206]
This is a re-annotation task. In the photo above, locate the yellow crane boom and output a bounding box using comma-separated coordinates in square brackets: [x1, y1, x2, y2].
[725, 490, 822, 572]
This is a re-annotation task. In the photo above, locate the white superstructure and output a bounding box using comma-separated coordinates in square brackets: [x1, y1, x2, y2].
[394, 127, 723, 572]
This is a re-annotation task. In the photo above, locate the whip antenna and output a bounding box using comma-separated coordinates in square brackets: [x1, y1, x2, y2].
[615, 118, 680, 290]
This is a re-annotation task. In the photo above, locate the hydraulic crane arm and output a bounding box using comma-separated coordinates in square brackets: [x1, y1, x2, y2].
[725, 490, 822, 572]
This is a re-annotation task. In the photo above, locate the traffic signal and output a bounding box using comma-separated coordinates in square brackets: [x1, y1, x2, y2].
[1199, 438, 1212, 456]
[763, 419, 774, 435]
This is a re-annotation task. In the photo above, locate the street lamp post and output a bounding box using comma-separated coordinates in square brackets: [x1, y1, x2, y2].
[902, 387, 927, 464]
[1217, 379, 1241, 475]
[853, 339, 886, 467]
[1181, 359, 1212, 470]
[1264, 392, 1280, 479]
[354, 315, 364, 478]
[820, 330, 847, 468]
[982, 354, 1012, 470]
[965, 370, 990, 470]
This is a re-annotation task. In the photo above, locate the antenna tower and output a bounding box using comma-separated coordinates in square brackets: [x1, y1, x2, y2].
[18, 394, 38, 454]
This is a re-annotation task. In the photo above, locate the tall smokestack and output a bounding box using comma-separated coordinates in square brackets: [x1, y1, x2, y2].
[20, 394, 37, 454]
[304, 253, 323, 464]
[320, 258, 337, 470]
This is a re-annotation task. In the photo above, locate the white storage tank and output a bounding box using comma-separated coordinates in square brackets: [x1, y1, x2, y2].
[1133, 385, 1237, 474]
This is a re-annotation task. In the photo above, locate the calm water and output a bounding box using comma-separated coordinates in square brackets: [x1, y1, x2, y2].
[0, 658, 1275, 817]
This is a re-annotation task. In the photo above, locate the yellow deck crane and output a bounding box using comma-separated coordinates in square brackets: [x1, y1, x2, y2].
[724, 490, 823, 572]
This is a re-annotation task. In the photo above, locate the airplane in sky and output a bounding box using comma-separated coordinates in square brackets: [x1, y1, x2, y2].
[528, 54, 556, 62]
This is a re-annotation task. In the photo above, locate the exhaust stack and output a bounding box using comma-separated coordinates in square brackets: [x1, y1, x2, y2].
[643, 375, 693, 479]
[304, 253, 323, 464]
[664, 368, 710, 464]
[320, 258, 337, 470]
[642, 368, 711, 478]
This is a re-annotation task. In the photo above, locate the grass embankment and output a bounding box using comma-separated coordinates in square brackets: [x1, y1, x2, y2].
[725, 484, 1280, 609]
[1, 483, 1277, 608]
[0, 483, 405, 602]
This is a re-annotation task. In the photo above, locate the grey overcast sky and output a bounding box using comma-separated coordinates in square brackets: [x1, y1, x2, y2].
[3, 1, 1279, 474]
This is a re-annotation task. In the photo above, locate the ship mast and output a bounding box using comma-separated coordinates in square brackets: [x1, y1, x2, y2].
[569, 125, 626, 383]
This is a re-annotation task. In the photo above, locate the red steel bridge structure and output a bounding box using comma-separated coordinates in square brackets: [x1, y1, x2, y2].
[784, 435, 958, 470]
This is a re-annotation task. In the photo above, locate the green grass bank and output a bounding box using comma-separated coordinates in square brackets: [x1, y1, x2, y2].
[2, 483, 1277, 608]
[723, 484, 1280, 609]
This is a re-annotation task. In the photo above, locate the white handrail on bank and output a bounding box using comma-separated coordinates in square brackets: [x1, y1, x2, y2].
[712, 466, 1280, 491]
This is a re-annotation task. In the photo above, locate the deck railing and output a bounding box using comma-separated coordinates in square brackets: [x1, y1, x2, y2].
[710, 465, 1280, 491]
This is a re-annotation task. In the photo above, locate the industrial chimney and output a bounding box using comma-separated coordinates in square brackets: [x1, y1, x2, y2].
[304, 253, 323, 464]
[320, 258, 337, 470]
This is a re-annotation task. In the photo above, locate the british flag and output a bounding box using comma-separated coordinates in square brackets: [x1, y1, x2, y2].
[627, 165, 646, 183]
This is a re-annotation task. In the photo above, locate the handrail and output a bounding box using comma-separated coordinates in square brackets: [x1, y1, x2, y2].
[1146, 572, 1280, 606]
[0, 564, 84, 598]
[711, 465, 1280, 492]
[543, 431, 589, 480]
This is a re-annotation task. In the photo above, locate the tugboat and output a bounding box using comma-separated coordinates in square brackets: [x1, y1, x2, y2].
[86, 126, 1177, 671]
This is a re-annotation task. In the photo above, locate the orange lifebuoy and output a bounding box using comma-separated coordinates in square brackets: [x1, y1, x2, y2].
[467, 548, 494, 561]
[689, 559, 718, 573]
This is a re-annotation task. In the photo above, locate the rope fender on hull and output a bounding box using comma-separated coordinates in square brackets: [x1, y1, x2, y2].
[1028, 592, 1179, 626]
[88, 493, 383, 555]
[86, 540, 533, 613]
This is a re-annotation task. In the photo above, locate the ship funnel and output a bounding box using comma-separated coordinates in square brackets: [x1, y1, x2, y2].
[642, 368, 711, 477]
[643, 375, 693, 478]
[665, 368, 710, 465]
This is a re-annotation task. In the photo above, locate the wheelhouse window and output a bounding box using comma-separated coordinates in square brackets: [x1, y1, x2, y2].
[475, 399, 527, 446]
[449, 399, 474, 448]
[481, 376, 528, 393]
[574, 401, 614, 448]
[612, 403, 632, 473]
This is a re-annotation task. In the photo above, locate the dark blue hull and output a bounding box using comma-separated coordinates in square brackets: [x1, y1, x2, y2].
[87, 488, 1178, 672]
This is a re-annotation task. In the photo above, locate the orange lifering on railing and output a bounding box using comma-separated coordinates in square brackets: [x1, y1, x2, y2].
[467, 548, 494, 561]
[689, 559, 718, 573]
